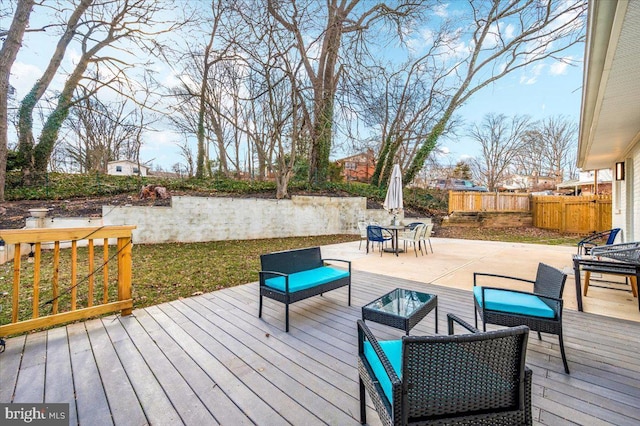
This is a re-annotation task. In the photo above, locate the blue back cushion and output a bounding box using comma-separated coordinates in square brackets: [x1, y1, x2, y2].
[474, 287, 555, 318]
[264, 266, 349, 292]
[363, 340, 402, 404]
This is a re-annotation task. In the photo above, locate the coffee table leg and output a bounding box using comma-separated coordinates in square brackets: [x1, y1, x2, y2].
[435, 306, 438, 334]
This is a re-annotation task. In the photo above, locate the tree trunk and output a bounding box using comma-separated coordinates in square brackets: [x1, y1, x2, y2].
[0, 0, 35, 201]
[16, 0, 93, 175]
[404, 114, 450, 185]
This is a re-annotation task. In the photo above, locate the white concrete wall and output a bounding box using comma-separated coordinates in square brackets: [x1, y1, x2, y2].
[102, 195, 399, 244]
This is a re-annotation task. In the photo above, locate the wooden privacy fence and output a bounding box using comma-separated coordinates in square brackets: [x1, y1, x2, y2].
[448, 191, 531, 214]
[531, 195, 612, 234]
[0, 225, 135, 335]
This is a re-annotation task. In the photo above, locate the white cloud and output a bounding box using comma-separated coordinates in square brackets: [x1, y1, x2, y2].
[9, 62, 42, 98]
[407, 27, 434, 54]
[549, 57, 572, 75]
[433, 3, 449, 18]
[140, 129, 184, 168]
[519, 63, 545, 85]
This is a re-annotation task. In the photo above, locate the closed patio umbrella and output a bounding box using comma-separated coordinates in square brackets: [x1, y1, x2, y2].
[383, 164, 403, 224]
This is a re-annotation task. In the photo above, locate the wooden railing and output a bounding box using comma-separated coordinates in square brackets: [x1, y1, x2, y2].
[0, 226, 135, 335]
[448, 191, 531, 214]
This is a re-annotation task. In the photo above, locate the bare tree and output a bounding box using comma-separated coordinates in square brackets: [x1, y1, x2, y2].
[513, 116, 578, 182]
[402, 0, 586, 185]
[538, 115, 578, 181]
[0, 0, 35, 201]
[64, 89, 139, 173]
[17, 0, 179, 183]
[513, 129, 547, 177]
[469, 113, 531, 191]
[16, 0, 93, 179]
[267, 0, 423, 186]
[349, 46, 456, 188]
[176, 138, 195, 177]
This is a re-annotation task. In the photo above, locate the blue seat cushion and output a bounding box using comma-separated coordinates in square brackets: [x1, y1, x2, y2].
[474, 286, 555, 318]
[264, 266, 349, 292]
[363, 339, 402, 404]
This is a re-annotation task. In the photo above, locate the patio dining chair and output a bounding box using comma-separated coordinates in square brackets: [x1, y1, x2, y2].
[577, 228, 621, 255]
[473, 262, 570, 374]
[357, 221, 369, 250]
[419, 223, 434, 254]
[357, 314, 532, 425]
[367, 225, 392, 256]
[399, 223, 426, 257]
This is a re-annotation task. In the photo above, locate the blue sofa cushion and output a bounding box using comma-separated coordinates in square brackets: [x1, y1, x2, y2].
[264, 266, 349, 292]
[474, 286, 555, 318]
[363, 339, 402, 404]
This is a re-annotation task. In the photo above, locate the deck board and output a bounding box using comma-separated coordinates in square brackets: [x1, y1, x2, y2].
[2, 270, 640, 425]
[67, 322, 113, 426]
[45, 327, 78, 426]
[83, 318, 146, 426]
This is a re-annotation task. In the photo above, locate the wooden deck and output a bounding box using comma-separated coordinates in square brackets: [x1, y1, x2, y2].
[1, 270, 640, 425]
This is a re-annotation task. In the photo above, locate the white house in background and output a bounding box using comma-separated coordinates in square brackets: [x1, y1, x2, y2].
[107, 160, 148, 176]
[499, 173, 557, 192]
[578, 0, 640, 241]
[556, 169, 612, 195]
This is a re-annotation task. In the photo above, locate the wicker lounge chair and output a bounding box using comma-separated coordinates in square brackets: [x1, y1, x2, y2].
[473, 262, 570, 374]
[357, 314, 531, 425]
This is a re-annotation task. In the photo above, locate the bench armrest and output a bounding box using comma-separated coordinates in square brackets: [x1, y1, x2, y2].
[357, 320, 401, 384]
[322, 258, 351, 271]
[259, 270, 290, 291]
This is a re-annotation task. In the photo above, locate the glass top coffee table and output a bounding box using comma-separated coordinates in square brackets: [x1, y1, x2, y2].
[362, 288, 438, 335]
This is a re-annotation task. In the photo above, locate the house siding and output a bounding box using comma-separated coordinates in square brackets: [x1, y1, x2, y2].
[107, 161, 148, 176]
[615, 146, 640, 242]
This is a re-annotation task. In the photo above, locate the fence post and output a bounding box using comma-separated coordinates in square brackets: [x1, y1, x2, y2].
[117, 235, 133, 316]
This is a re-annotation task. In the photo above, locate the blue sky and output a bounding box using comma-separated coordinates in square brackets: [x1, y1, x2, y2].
[5, 2, 585, 172]
[442, 46, 583, 163]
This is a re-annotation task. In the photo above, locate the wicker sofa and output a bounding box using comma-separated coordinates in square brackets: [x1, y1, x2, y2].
[259, 246, 351, 332]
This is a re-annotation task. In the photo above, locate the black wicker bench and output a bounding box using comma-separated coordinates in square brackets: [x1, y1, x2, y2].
[259, 247, 351, 332]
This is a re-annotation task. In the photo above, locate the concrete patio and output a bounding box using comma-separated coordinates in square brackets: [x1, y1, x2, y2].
[323, 237, 640, 322]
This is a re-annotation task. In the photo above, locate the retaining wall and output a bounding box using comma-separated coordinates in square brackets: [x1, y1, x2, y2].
[102, 195, 396, 244]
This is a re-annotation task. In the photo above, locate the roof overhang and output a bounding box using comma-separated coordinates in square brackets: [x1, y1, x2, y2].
[578, 0, 640, 170]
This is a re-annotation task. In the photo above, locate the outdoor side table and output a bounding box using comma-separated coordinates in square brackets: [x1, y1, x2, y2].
[362, 288, 437, 335]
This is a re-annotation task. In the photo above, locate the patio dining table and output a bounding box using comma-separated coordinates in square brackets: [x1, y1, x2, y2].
[382, 224, 408, 256]
[573, 254, 640, 311]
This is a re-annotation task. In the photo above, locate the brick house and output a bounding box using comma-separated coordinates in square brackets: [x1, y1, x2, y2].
[336, 150, 376, 182]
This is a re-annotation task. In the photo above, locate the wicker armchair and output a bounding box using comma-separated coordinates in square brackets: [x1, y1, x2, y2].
[357, 314, 532, 426]
[473, 262, 569, 374]
[577, 228, 621, 255]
